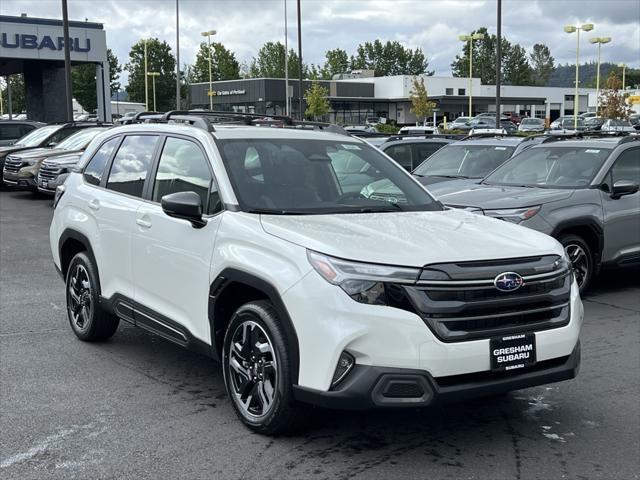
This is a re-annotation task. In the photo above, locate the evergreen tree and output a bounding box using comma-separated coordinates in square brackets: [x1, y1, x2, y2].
[350, 40, 433, 76]
[319, 48, 350, 79]
[529, 43, 555, 86]
[249, 42, 306, 78]
[503, 44, 532, 85]
[190, 42, 240, 83]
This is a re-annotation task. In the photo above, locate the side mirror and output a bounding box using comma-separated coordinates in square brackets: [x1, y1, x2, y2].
[611, 180, 639, 199]
[161, 191, 207, 228]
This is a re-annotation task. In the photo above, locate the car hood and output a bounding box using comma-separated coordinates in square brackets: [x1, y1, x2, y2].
[260, 209, 563, 267]
[437, 183, 574, 210]
[422, 178, 482, 197]
[0, 145, 33, 158]
[8, 147, 73, 160]
[43, 152, 82, 165]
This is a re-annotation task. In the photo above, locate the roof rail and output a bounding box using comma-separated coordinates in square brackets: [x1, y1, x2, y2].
[383, 134, 465, 143]
[618, 134, 640, 145]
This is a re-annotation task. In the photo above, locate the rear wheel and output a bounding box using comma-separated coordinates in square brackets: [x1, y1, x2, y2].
[559, 234, 593, 294]
[66, 252, 119, 341]
[222, 300, 301, 435]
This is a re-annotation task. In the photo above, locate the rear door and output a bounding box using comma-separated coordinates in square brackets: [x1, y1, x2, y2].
[132, 135, 223, 344]
[600, 147, 640, 264]
[85, 134, 160, 299]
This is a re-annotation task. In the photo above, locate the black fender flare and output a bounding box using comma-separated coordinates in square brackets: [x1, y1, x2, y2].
[58, 229, 101, 290]
[209, 268, 300, 384]
[551, 218, 604, 270]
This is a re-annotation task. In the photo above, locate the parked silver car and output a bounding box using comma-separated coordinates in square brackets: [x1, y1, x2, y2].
[518, 118, 545, 133]
[438, 136, 640, 292]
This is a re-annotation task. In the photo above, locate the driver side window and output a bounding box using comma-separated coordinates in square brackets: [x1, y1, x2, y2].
[608, 149, 640, 189]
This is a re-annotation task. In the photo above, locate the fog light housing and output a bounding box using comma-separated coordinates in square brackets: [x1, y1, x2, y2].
[331, 351, 355, 388]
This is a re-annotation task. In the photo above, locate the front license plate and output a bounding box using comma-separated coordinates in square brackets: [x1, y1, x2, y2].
[490, 333, 536, 372]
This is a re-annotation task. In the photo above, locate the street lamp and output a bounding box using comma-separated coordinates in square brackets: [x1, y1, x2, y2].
[144, 38, 149, 111]
[590, 37, 611, 116]
[147, 72, 160, 112]
[458, 32, 485, 117]
[564, 23, 594, 129]
[201, 30, 217, 110]
[618, 63, 627, 91]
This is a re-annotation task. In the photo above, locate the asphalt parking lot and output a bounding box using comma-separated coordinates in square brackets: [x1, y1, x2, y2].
[1, 188, 639, 480]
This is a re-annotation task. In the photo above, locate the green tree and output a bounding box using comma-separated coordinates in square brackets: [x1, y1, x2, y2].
[0, 74, 26, 114]
[350, 40, 433, 76]
[600, 72, 633, 119]
[409, 76, 437, 125]
[125, 38, 177, 111]
[249, 41, 305, 78]
[70, 49, 122, 113]
[190, 42, 240, 83]
[451, 27, 512, 84]
[529, 43, 555, 86]
[319, 48, 350, 79]
[503, 44, 532, 85]
[304, 81, 330, 120]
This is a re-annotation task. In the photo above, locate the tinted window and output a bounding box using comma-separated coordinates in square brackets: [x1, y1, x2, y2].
[48, 127, 81, 146]
[611, 149, 640, 185]
[57, 128, 107, 151]
[106, 135, 159, 197]
[414, 143, 446, 166]
[384, 144, 413, 170]
[153, 137, 220, 214]
[219, 139, 440, 213]
[485, 146, 611, 188]
[14, 125, 59, 146]
[84, 137, 120, 186]
[0, 124, 24, 140]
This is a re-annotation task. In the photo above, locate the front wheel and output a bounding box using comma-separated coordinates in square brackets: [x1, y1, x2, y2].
[222, 300, 302, 435]
[559, 234, 593, 294]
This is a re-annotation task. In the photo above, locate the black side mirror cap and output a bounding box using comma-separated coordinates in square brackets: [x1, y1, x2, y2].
[611, 180, 639, 199]
[161, 191, 207, 228]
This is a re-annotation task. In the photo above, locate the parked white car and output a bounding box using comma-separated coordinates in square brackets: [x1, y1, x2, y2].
[49, 114, 583, 434]
[600, 118, 636, 133]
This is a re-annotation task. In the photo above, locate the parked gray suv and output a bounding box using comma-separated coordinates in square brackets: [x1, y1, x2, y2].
[438, 136, 640, 292]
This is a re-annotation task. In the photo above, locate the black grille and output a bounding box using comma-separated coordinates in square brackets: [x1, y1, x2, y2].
[405, 255, 572, 342]
[383, 381, 425, 398]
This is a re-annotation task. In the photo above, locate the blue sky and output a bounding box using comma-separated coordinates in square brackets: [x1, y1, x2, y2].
[2, 0, 638, 85]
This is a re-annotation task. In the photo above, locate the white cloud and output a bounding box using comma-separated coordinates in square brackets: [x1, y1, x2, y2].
[1, 0, 638, 86]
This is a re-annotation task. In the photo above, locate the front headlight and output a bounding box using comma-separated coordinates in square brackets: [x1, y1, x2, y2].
[307, 250, 420, 305]
[484, 205, 541, 224]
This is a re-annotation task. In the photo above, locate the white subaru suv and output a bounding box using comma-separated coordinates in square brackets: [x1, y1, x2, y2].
[50, 113, 582, 434]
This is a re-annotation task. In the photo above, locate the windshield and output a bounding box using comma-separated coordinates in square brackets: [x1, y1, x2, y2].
[15, 125, 60, 146]
[521, 118, 542, 125]
[412, 144, 515, 178]
[218, 138, 441, 214]
[56, 128, 106, 151]
[484, 146, 611, 188]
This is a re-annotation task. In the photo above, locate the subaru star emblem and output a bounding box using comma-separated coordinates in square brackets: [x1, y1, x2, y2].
[494, 272, 524, 292]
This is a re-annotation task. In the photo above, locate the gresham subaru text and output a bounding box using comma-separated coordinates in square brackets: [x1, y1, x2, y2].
[49, 118, 582, 434]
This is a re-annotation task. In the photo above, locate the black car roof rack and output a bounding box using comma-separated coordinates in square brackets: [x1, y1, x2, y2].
[459, 132, 518, 141]
[140, 110, 350, 136]
[383, 134, 465, 143]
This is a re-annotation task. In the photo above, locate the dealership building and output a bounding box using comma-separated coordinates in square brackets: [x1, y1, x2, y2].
[190, 72, 599, 125]
[0, 14, 111, 123]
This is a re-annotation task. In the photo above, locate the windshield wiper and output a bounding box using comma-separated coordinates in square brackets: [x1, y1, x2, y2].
[246, 208, 312, 215]
[434, 174, 468, 179]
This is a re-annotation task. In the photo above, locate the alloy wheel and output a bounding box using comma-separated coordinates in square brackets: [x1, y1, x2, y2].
[227, 320, 277, 418]
[564, 243, 589, 289]
[68, 264, 93, 331]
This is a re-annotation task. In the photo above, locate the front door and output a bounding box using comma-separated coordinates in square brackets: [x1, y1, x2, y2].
[132, 136, 223, 344]
[600, 148, 640, 264]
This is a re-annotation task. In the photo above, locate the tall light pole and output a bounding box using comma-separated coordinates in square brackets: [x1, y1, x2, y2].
[201, 30, 217, 110]
[296, 0, 303, 120]
[458, 32, 485, 117]
[144, 39, 149, 111]
[564, 23, 594, 129]
[590, 36, 611, 116]
[148, 72, 160, 112]
[495, 0, 502, 129]
[284, 0, 289, 116]
[61, 0, 73, 121]
[618, 63, 627, 91]
[176, 0, 181, 110]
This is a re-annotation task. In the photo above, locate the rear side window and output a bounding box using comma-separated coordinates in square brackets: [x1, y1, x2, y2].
[84, 137, 119, 186]
[384, 144, 413, 170]
[106, 135, 159, 198]
[414, 143, 445, 167]
[0, 124, 23, 140]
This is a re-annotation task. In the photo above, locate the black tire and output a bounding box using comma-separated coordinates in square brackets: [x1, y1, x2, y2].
[559, 234, 593, 294]
[65, 252, 119, 341]
[222, 300, 302, 435]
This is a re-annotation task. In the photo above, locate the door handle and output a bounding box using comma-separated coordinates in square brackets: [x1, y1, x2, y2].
[136, 218, 152, 229]
[88, 198, 100, 210]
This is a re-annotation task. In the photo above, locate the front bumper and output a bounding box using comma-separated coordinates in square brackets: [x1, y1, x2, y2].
[294, 341, 580, 409]
[3, 169, 37, 189]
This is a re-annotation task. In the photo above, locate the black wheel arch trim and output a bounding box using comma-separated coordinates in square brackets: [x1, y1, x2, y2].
[58, 229, 101, 290]
[209, 268, 301, 384]
[551, 218, 604, 269]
